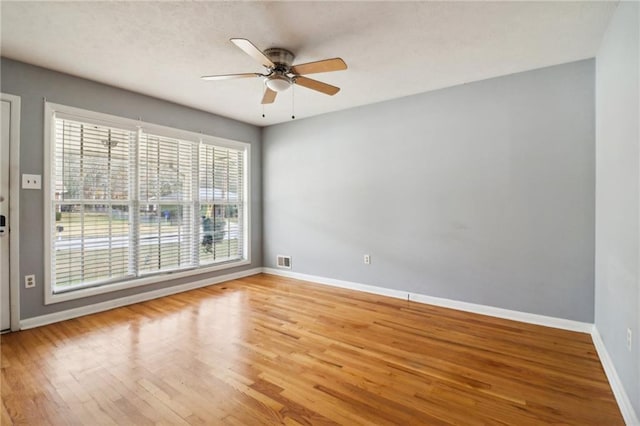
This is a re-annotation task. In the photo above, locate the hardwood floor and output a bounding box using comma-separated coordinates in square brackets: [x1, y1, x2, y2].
[1, 274, 623, 425]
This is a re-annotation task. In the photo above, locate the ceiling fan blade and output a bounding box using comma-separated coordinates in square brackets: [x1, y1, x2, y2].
[262, 88, 277, 104]
[294, 76, 340, 96]
[230, 38, 275, 69]
[291, 58, 347, 75]
[201, 73, 261, 81]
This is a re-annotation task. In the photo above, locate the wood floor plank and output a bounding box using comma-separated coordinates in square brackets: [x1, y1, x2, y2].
[1, 273, 624, 425]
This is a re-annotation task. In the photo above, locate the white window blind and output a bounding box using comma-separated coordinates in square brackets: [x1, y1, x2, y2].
[138, 133, 196, 274]
[53, 118, 135, 290]
[199, 144, 244, 264]
[48, 105, 248, 296]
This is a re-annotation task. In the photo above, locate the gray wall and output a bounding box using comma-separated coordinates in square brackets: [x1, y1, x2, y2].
[595, 1, 640, 417]
[263, 60, 595, 322]
[0, 58, 262, 319]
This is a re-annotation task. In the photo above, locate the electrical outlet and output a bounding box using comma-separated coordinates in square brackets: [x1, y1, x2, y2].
[25, 274, 36, 288]
[627, 328, 632, 352]
[22, 174, 42, 190]
[364, 254, 371, 265]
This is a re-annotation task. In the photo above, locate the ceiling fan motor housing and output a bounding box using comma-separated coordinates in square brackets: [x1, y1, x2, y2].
[264, 48, 295, 69]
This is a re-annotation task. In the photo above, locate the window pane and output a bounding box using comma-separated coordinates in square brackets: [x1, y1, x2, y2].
[199, 203, 242, 264]
[139, 204, 194, 273]
[139, 134, 194, 202]
[53, 204, 131, 289]
[55, 120, 130, 202]
[199, 145, 244, 203]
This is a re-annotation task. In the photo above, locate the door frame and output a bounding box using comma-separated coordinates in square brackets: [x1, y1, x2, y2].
[1, 93, 21, 332]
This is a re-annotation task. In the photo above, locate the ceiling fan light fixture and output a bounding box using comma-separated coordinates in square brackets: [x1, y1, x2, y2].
[265, 74, 291, 92]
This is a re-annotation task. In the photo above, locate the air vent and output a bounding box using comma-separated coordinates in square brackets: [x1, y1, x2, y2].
[276, 255, 291, 269]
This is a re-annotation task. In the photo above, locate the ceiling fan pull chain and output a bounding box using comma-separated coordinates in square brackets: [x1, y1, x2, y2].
[291, 84, 295, 120]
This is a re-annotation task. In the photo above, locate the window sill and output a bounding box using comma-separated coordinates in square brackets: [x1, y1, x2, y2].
[44, 258, 251, 305]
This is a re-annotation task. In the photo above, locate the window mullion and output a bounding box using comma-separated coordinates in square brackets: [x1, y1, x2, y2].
[193, 140, 200, 266]
[107, 130, 113, 278]
[79, 125, 85, 283]
[156, 136, 161, 270]
[130, 127, 142, 278]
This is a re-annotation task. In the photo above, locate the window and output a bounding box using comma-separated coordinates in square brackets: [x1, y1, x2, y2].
[45, 103, 249, 303]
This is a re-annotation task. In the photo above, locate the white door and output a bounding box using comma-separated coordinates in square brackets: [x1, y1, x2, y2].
[1, 100, 10, 331]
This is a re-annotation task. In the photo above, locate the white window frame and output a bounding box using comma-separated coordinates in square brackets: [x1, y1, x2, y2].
[43, 102, 251, 304]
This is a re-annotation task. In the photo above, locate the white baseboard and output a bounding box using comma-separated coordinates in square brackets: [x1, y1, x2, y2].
[591, 327, 640, 426]
[19, 268, 263, 330]
[262, 268, 593, 334]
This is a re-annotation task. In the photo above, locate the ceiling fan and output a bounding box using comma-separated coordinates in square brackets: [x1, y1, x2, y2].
[201, 38, 347, 104]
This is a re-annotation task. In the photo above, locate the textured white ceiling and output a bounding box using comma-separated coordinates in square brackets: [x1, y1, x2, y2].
[1, 1, 616, 127]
